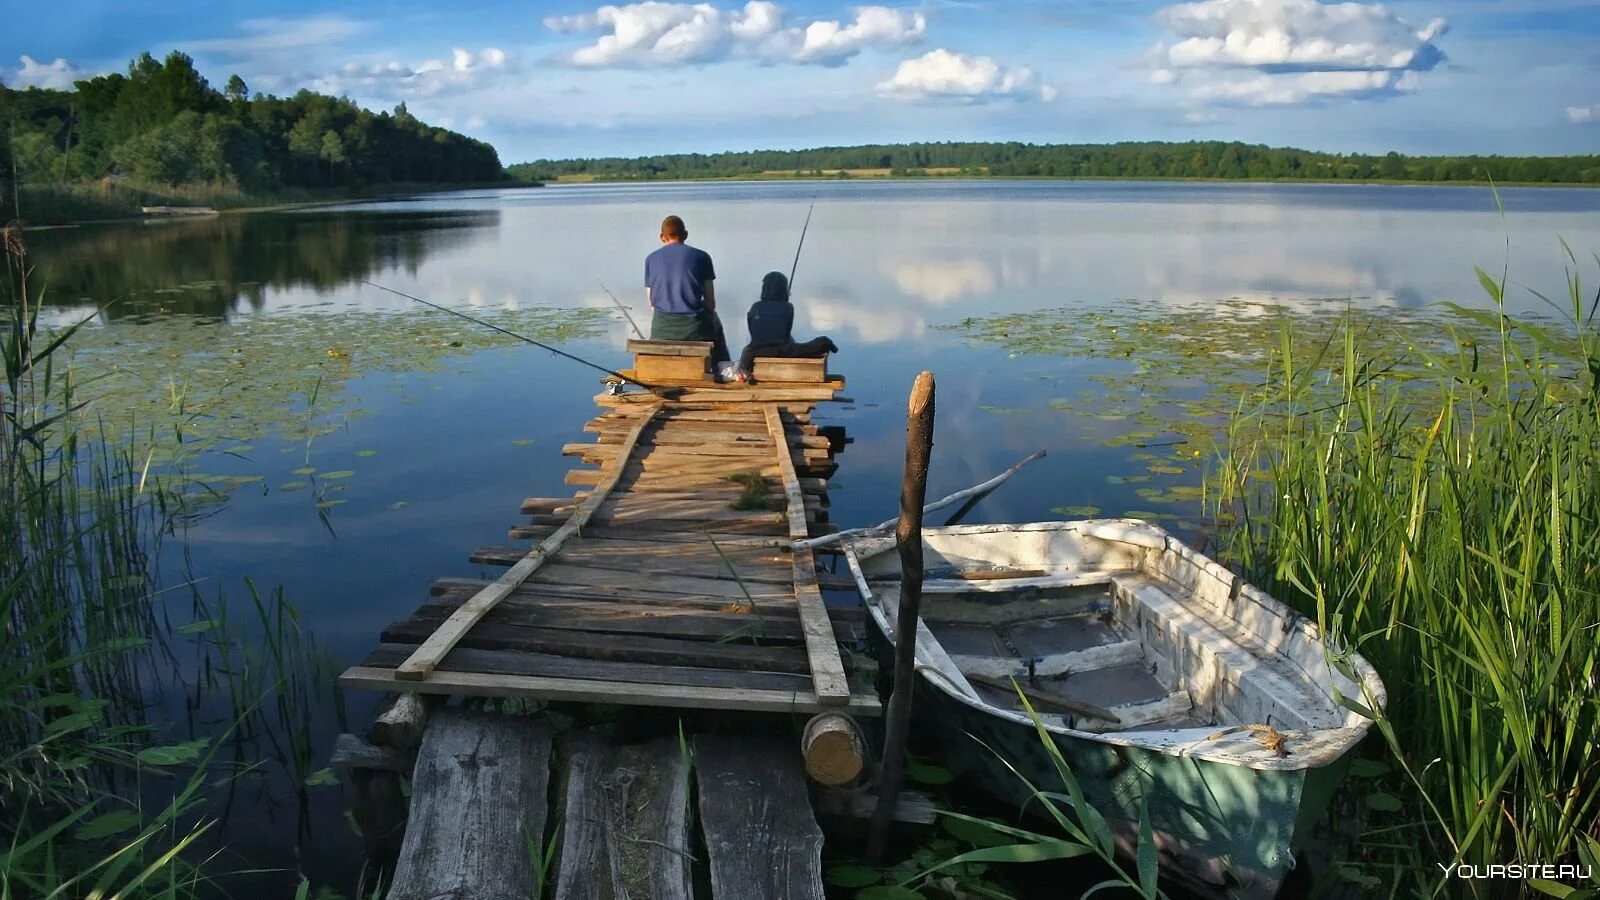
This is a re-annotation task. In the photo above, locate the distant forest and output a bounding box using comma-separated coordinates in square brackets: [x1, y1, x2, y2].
[510, 142, 1600, 185]
[0, 51, 506, 217]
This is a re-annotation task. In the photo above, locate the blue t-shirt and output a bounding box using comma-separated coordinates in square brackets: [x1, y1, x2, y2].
[644, 242, 716, 315]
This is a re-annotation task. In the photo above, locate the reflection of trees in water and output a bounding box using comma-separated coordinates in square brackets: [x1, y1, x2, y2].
[26, 210, 499, 319]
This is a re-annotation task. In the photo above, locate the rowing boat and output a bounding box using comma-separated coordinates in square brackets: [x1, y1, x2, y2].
[842, 519, 1385, 898]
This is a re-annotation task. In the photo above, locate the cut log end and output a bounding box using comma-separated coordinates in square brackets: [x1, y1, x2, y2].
[802, 713, 866, 786]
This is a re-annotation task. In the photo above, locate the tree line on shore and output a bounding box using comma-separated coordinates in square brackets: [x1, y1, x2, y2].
[510, 141, 1600, 184]
[0, 51, 506, 209]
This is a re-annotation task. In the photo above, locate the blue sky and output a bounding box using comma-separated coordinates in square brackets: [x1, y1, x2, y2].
[3, 0, 1597, 162]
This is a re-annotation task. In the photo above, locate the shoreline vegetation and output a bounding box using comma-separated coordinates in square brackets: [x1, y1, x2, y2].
[510, 141, 1600, 188]
[2, 51, 511, 227]
[939, 253, 1600, 895]
[17, 177, 540, 227]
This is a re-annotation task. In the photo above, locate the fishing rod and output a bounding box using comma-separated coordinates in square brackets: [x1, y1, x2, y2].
[361, 280, 683, 398]
[786, 197, 817, 296]
[599, 282, 644, 339]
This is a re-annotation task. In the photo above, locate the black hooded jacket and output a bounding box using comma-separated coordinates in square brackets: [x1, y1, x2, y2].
[746, 271, 794, 345]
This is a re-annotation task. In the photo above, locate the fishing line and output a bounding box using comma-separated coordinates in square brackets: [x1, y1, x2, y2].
[361, 280, 683, 398]
[599, 282, 644, 339]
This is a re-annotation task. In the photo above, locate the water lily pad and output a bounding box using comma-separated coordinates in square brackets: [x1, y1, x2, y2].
[320, 470, 356, 479]
[356, 449, 378, 457]
[279, 481, 309, 491]
[825, 865, 883, 888]
[1051, 505, 1101, 517]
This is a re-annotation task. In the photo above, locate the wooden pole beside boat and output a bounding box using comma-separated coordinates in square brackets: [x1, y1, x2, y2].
[868, 371, 935, 861]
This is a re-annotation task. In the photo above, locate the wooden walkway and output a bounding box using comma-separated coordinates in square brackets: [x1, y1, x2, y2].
[339, 380, 880, 715]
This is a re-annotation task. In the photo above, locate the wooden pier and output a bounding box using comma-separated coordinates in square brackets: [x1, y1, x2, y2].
[336, 346, 885, 898]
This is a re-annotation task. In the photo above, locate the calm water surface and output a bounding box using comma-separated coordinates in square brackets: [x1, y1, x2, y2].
[26, 179, 1600, 893]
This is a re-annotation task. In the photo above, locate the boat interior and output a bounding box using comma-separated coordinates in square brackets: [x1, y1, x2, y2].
[845, 521, 1382, 765]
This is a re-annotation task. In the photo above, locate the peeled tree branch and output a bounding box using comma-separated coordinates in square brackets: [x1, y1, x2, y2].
[791, 449, 1046, 552]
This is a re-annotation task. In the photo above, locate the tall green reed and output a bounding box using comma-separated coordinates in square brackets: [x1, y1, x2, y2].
[1212, 250, 1600, 892]
[2, 220, 347, 896]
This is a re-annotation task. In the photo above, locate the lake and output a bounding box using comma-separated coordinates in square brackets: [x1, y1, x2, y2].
[23, 178, 1600, 894]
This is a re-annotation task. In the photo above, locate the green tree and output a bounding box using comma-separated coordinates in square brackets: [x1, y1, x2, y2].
[225, 75, 248, 104]
[319, 129, 345, 180]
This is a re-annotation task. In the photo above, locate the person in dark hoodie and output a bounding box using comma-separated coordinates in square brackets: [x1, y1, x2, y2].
[736, 271, 838, 381]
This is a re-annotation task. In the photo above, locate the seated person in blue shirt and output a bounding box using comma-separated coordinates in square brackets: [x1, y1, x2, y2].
[644, 214, 731, 369]
[737, 271, 838, 381]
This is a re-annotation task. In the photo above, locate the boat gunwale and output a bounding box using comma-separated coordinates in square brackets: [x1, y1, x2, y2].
[843, 518, 1386, 772]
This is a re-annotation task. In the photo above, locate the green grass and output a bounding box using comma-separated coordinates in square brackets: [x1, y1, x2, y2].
[1209, 246, 1600, 891]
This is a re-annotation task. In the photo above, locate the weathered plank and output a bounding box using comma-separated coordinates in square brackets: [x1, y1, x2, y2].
[595, 384, 843, 407]
[395, 404, 662, 680]
[474, 546, 797, 584]
[363, 643, 814, 692]
[426, 576, 867, 625]
[371, 692, 434, 751]
[341, 666, 884, 715]
[397, 597, 805, 641]
[554, 731, 694, 900]
[752, 356, 829, 383]
[492, 523, 792, 546]
[566, 466, 827, 493]
[387, 709, 553, 900]
[530, 562, 796, 599]
[766, 404, 850, 705]
[381, 612, 812, 672]
[636, 354, 712, 383]
[330, 734, 408, 869]
[626, 338, 712, 357]
[696, 734, 826, 900]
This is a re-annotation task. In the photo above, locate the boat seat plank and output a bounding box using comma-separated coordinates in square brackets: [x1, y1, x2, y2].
[386, 709, 552, 900]
[1113, 575, 1339, 731]
[554, 731, 693, 900]
[921, 571, 1117, 594]
[950, 639, 1145, 680]
[696, 734, 826, 900]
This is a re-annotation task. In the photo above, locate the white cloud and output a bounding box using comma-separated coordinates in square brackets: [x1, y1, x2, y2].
[191, 16, 365, 55]
[1568, 104, 1600, 124]
[544, 1, 925, 68]
[1188, 68, 1418, 106]
[309, 48, 516, 99]
[1150, 0, 1447, 107]
[1, 55, 87, 89]
[877, 49, 1056, 102]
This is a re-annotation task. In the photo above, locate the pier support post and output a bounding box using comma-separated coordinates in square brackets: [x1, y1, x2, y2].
[868, 370, 935, 861]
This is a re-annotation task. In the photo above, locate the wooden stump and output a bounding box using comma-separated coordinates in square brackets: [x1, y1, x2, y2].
[387, 708, 553, 900]
[801, 713, 867, 786]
